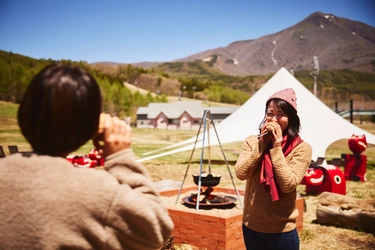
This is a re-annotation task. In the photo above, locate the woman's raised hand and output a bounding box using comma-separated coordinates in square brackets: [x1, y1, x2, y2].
[93, 113, 132, 158]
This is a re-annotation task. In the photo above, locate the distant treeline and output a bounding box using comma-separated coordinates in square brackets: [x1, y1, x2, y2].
[294, 70, 375, 103]
[0, 50, 168, 121]
[154, 59, 375, 105]
[0, 51, 252, 121]
[1, 50, 375, 121]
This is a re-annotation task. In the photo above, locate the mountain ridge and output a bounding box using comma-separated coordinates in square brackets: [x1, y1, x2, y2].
[121, 12, 375, 76]
[171, 12, 375, 75]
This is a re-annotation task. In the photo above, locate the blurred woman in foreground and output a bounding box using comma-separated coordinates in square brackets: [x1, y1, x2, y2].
[0, 63, 173, 250]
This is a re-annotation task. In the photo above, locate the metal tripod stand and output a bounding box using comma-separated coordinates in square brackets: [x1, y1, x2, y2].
[175, 110, 243, 210]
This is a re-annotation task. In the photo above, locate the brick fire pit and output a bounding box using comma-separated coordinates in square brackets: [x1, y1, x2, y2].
[159, 186, 304, 250]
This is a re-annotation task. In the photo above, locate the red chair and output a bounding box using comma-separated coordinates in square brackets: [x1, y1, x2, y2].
[8, 145, 19, 154]
[0, 146, 5, 158]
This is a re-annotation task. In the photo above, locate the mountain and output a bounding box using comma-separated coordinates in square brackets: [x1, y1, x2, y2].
[162, 12, 375, 76]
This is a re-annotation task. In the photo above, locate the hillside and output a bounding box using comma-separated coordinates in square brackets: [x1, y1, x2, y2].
[87, 11, 375, 104]
[3, 9, 375, 110]
[151, 12, 375, 76]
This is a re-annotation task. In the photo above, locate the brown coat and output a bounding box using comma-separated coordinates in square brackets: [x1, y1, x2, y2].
[235, 135, 312, 233]
[0, 149, 173, 249]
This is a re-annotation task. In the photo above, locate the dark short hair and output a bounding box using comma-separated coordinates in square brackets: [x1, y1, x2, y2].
[259, 98, 301, 140]
[18, 63, 102, 156]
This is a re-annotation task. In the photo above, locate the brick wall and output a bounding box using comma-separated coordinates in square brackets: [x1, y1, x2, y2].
[160, 186, 305, 250]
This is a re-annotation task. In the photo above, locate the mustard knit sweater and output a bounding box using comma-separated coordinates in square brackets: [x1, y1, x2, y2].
[235, 135, 312, 233]
[0, 149, 173, 250]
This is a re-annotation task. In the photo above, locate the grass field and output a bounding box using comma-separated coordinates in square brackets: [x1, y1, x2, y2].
[1, 100, 374, 249]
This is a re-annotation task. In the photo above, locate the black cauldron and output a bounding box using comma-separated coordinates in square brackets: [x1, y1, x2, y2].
[192, 173, 221, 187]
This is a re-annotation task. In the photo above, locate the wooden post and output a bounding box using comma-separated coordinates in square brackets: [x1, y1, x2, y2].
[350, 100, 353, 123]
[316, 192, 375, 234]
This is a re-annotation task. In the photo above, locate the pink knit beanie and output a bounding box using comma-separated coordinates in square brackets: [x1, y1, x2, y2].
[267, 88, 297, 111]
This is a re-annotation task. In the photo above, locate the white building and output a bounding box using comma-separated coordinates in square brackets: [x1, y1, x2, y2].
[136, 101, 238, 130]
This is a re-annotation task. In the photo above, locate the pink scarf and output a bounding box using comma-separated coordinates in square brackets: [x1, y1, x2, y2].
[260, 135, 303, 201]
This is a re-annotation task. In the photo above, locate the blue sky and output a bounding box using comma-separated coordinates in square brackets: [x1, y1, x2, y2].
[1, 0, 374, 64]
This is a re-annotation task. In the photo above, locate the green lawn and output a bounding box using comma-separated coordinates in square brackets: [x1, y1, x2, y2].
[1, 100, 374, 249]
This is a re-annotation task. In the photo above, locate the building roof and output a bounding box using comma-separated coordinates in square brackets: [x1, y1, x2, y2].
[147, 101, 202, 119]
[136, 101, 239, 119]
[136, 107, 149, 115]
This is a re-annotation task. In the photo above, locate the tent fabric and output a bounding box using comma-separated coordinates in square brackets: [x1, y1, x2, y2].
[137, 67, 375, 162]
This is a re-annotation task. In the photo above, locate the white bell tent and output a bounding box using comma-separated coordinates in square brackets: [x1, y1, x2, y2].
[138, 67, 375, 162]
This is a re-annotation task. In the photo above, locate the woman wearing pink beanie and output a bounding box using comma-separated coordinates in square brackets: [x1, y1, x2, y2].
[235, 88, 312, 250]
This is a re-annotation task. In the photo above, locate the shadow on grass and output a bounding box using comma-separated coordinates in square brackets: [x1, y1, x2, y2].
[180, 159, 238, 165]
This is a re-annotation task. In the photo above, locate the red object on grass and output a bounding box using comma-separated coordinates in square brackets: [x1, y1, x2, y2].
[301, 165, 346, 195]
[343, 154, 367, 182]
[66, 149, 104, 168]
[348, 134, 367, 155]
